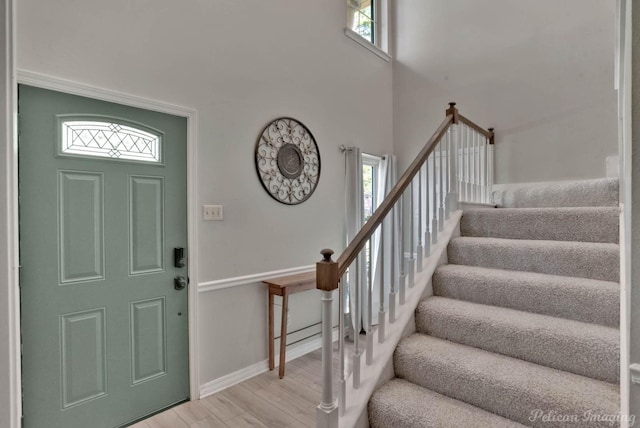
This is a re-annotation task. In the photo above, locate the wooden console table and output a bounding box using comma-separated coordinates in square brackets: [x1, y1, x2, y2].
[263, 271, 316, 379]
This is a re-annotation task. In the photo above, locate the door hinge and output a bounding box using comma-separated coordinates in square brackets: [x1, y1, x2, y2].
[630, 363, 640, 385]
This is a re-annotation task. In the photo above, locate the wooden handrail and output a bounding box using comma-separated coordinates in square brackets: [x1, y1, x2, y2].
[316, 103, 494, 426]
[459, 114, 495, 144]
[317, 103, 494, 283]
[336, 114, 453, 276]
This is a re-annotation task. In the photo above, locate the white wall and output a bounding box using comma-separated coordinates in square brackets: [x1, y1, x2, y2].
[393, 0, 617, 184]
[15, 0, 392, 389]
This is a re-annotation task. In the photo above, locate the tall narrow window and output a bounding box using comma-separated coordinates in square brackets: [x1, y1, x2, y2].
[348, 0, 375, 45]
[345, 0, 389, 60]
[363, 154, 381, 278]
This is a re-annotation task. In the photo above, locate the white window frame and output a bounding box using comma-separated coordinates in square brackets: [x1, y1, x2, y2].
[362, 153, 382, 222]
[345, 0, 391, 62]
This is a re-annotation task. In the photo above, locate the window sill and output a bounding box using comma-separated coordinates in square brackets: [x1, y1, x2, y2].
[344, 28, 391, 63]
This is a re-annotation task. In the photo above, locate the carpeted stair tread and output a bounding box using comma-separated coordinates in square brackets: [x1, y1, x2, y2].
[460, 207, 619, 243]
[394, 334, 620, 428]
[493, 178, 619, 208]
[415, 297, 619, 383]
[368, 378, 526, 428]
[433, 264, 619, 327]
[448, 236, 619, 282]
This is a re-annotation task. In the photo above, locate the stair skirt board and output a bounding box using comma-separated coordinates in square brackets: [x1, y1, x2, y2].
[367, 179, 621, 428]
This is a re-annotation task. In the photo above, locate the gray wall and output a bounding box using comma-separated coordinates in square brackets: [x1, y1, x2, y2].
[392, 0, 618, 184]
[15, 0, 393, 389]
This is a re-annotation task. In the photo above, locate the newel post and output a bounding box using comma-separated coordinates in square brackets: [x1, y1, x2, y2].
[316, 249, 339, 428]
[446, 102, 460, 212]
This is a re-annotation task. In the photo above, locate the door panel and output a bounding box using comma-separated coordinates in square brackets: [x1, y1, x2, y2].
[19, 85, 189, 428]
[129, 176, 164, 274]
[59, 171, 105, 283]
[130, 297, 167, 385]
[60, 308, 107, 409]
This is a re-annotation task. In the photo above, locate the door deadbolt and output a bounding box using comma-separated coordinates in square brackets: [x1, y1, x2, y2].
[174, 247, 186, 268]
[174, 276, 188, 290]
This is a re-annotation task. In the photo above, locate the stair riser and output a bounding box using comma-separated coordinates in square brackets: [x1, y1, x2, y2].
[415, 299, 620, 383]
[448, 238, 620, 282]
[460, 208, 619, 243]
[433, 266, 620, 327]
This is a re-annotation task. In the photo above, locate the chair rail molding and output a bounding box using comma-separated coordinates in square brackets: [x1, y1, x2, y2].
[198, 265, 316, 293]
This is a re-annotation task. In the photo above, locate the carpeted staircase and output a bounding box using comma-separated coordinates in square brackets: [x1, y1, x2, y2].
[368, 178, 621, 428]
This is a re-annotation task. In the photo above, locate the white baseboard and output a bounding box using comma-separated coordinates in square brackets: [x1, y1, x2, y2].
[199, 328, 339, 398]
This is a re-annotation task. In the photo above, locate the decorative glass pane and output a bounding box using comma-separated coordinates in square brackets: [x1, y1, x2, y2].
[61, 120, 161, 163]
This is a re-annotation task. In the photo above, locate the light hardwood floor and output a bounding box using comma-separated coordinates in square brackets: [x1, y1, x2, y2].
[130, 349, 330, 428]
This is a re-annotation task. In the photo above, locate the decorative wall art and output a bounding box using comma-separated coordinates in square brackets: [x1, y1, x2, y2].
[254, 117, 321, 205]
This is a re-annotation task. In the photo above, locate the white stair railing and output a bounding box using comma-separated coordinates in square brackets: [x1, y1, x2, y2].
[316, 103, 494, 428]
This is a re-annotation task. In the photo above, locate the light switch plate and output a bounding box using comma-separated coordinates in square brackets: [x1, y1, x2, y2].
[203, 205, 223, 221]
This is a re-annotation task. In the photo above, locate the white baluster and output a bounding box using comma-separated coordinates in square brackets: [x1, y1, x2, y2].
[431, 153, 438, 244]
[475, 130, 480, 202]
[353, 255, 361, 389]
[481, 136, 487, 203]
[469, 131, 475, 203]
[484, 136, 490, 204]
[378, 221, 386, 344]
[366, 235, 373, 366]
[389, 202, 397, 323]
[445, 130, 451, 219]
[338, 273, 346, 416]
[438, 141, 445, 231]
[399, 193, 406, 305]
[448, 124, 459, 211]
[465, 128, 473, 202]
[424, 162, 431, 256]
[458, 126, 464, 201]
[416, 167, 423, 272]
[408, 181, 415, 288]
[488, 136, 494, 204]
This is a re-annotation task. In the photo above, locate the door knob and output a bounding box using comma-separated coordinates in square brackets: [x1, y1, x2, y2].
[174, 276, 188, 290]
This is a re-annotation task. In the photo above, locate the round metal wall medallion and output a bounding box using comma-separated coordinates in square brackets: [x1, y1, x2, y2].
[255, 117, 320, 205]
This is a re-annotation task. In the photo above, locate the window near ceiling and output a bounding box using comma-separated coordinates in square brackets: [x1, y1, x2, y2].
[346, 0, 390, 61]
[349, 0, 375, 44]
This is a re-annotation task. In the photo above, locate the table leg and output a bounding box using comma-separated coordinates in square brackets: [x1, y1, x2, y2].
[268, 290, 274, 371]
[279, 290, 288, 379]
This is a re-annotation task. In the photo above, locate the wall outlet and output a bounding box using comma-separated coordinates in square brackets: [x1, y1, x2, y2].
[203, 205, 223, 221]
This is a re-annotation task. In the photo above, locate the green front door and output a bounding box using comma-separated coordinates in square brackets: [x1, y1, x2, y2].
[19, 85, 190, 428]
